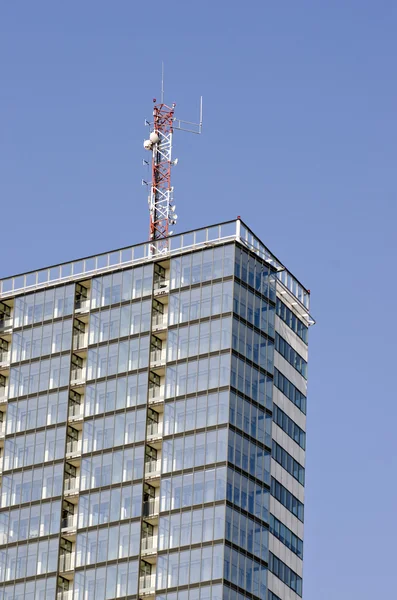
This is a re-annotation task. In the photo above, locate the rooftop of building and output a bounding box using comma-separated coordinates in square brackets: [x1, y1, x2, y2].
[1, 218, 314, 323]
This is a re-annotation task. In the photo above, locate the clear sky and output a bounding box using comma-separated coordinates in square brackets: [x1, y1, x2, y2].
[1, 2, 396, 598]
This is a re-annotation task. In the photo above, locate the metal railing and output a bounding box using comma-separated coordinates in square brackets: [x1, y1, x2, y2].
[68, 403, 83, 419]
[149, 385, 165, 402]
[153, 279, 170, 292]
[141, 535, 158, 554]
[150, 348, 166, 364]
[147, 421, 163, 438]
[64, 477, 80, 494]
[143, 498, 160, 518]
[75, 298, 90, 311]
[0, 221, 237, 299]
[0, 219, 312, 317]
[57, 591, 73, 600]
[0, 386, 7, 403]
[139, 573, 156, 594]
[0, 351, 10, 366]
[152, 312, 167, 327]
[70, 367, 86, 385]
[73, 332, 88, 350]
[59, 553, 75, 573]
[61, 513, 78, 531]
[0, 317, 12, 331]
[66, 439, 82, 456]
[144, 459, 162, 477]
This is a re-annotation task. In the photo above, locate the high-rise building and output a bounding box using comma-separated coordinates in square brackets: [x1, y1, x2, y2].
[0, 218, 313, 600]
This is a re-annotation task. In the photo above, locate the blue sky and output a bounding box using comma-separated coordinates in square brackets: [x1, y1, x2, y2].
[1, 2, 396, 598]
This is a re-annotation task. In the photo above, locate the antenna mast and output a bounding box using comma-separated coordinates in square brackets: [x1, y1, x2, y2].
[143, 69, 203, 255]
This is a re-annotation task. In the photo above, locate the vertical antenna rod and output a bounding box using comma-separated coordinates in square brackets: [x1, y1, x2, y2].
[161, 62, 164, 104]
[143, 71, 203, 255]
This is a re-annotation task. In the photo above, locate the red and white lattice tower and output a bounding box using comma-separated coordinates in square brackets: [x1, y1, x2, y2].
[144, 82, 202, 255]
[145, 100, 176, 253]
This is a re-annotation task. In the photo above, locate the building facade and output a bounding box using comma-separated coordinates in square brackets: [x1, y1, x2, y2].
[0, 219, 313, 600]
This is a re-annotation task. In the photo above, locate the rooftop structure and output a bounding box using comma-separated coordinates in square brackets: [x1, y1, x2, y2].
[0, 218, 313, 600]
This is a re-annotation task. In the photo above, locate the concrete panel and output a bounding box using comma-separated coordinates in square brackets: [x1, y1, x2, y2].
[275, 316, 308, 361]
[274, 352, 307, 396]
[273, 388, 306, 431]
[271, 460, 305, 503]
[269, 495, 305, 540]
[268, 572, 302, 600]
[272, 422, 306, 466]
[269, 534, 303, 576]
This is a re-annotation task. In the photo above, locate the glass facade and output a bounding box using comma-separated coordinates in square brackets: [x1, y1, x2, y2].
[0, 219, 312, 600]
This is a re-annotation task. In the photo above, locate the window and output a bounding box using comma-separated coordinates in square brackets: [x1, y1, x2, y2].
[156, 544, 224, 589]
[225, 506, 268, 560]
[170, 245, 235, 289]
[1, 577, 56, 600]
[269, 514, 303, 558]
[6, 390, 68, 434]
[232, 318, 274, 373]
[9, 355, 70, 398]
[235, 247, 276, 303]
[276, 299, 308, 344]
[164, 390, 229, 435]
[166, 354, 231, 398]
[1, 463, 64, 507]
[269, 552, 302, 597]
[167, 316, 232, 362]
[271, 478, 304, 522]
[156, 584, 224, 600]
[229, 391, 272, 447]
[275, 334, 307, 379]
[274, 369, 307, 414]
[80, 446, 144, 490]
[273, 404, 305, 449]
[233, 281, 275, 338]
[87, 336, 149, 380]
[0, 538, 58, 582]
[160, 466, 227, 512]
[162, 428, 227, 473]
[82, 408, 146, 453]
[11, 319, 73, 363]
[224, 545, 267, 597]
[13, 285, 75, 328]
[76, 521, 140, 566]
[226, 468, 269, 523]
[78, 484, 142, 528]
[73, 560, 138, 599]
[231, 355, 273, 410]
[272, 441, 305, 486]
[90, 265, 153, 309]
[85, 373, 148, 417]
[0, 500, 61, 545]
[4, 426, 66, 470]
[88, 300, 151, 344]
[169, 280, 233, 325]
[159, 505, 225, 550]
[228, 430, 271, 484]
